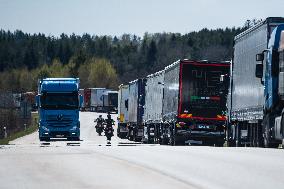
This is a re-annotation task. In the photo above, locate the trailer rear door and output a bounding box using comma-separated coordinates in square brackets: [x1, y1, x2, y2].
[179, 62, 230, 120]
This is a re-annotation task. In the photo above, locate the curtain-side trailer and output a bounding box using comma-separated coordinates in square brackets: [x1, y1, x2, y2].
[228, 17, 284, 147]
[142, 70, 164, 144]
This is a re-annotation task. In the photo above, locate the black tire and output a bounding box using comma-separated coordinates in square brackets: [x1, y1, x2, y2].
[39, 137, 50, 142]
[169, 135, 175, 146]
[160, 137, 167, 145]
[263, 125, 279, 148]
[73, 137, 80, 141]
[214, 142, 224, 147]
[128, 129, 134, 141]
[67, 137, 80, 141]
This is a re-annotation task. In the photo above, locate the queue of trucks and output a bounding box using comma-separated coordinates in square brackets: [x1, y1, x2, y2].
[35, 17, 284, 147]
[82, 88, 118, 113]
[118, 60, 230, 146]
[118, 17, 284, 147]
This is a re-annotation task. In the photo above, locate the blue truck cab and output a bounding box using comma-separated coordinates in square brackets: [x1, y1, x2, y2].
[36, 78, 83, 141]
[256, 24, 284, 147]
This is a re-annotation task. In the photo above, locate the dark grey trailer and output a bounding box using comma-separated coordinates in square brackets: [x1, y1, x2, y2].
[128, 78, 146, 141]
[102, 91, 118, 113]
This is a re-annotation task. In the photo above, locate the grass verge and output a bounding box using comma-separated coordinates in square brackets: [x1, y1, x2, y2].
[0, 112, 38, 145]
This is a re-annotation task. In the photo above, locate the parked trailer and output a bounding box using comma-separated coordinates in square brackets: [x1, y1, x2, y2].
[117, 84, 129, 138]
[142, 70, 164, 144]
[228, 17, 284, 147]
[83, 88, 91, 111]
[79, 89, 85, 111]
[161, 60, 230, 146]
[128, 79, 146, 141]
[102, 91, 118, 113]
[90, 88, 110, 112]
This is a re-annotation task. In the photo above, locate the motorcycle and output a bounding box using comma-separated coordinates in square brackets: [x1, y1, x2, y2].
[104, 124, 114, 144]
[95, 122, 104, 136]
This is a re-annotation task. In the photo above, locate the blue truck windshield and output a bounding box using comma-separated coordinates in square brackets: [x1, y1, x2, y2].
[41, 92, 79, 110]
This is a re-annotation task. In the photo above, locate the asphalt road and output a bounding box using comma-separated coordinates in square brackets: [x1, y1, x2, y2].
[1, 112, 284, 189]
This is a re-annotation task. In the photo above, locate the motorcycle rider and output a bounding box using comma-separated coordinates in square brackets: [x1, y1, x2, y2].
[104, 112, 114, 144]
[95, 115, 104, 136]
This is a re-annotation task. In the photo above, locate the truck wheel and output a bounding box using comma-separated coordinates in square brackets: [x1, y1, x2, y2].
[215, 142, 224, 147]
[169, 134, 176, 146]
[264, 130, 269, 148]
[160, 137, 167, 145]
[263, 126, 279, 148]
[117, 129, 120, 138]
[67, 137, 80, 141]
[39, 137, 50, 142]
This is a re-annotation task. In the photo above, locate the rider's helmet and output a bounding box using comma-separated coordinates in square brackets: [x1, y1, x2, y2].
[99, 115, 102, 118]
[107, 112, 111, 119]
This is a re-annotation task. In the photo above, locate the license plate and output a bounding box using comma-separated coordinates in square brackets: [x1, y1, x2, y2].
[56, 135, 64, 137]
[241, 130, 248, 138]
[120, 128, 128, 132]
[197, 124, 211, 129]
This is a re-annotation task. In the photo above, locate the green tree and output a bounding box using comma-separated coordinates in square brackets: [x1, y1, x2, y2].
[87, 58, 118, 89]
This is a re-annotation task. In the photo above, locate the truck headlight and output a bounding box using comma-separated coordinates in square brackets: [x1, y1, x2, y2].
[41, 126, 49, 132]
[70, 126, 78, 131]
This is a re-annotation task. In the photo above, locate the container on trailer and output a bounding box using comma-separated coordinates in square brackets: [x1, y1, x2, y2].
[228, 17, 284, 147]
[84, 88, 91, 111]
[79, 89, 84, 110]
[230, 17, 284, 121]
[102, 91, 118, 113]
[142, 70, 164, 143]
[162, 59, 230, 145]
[143, 70, 164, 124]
[128, 79, 146, 141]
[90, 88, 110, 112]
[118, 84, 129, 124]
[117, 84, 129, 138]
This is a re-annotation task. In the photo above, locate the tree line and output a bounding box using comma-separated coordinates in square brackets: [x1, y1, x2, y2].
[0, 27, 245, 92]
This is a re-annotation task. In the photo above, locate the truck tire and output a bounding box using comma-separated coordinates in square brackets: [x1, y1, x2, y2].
[117, 128, 121, 138]
[39, 137, 50, 142]
[67, 137, 80, 141]
[263, 124, 279, 148]
[128, 129, 134, 141]
[169, 135, 176, 146]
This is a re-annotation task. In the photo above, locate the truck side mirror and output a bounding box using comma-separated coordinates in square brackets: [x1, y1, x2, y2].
[255, 63, 263, 78]
[35, 95, 40, 109]
[79, 95, 83, 108]
[256, 53, 264, 61]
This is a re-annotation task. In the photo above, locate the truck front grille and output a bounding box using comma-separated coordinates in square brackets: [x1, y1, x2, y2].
[46, 115, 73, 127]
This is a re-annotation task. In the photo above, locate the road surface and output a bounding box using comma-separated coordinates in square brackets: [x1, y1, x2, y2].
[0, 112, 284, 189]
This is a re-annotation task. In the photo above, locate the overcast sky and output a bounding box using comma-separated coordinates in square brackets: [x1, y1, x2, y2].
[0, 0, 284, 37]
